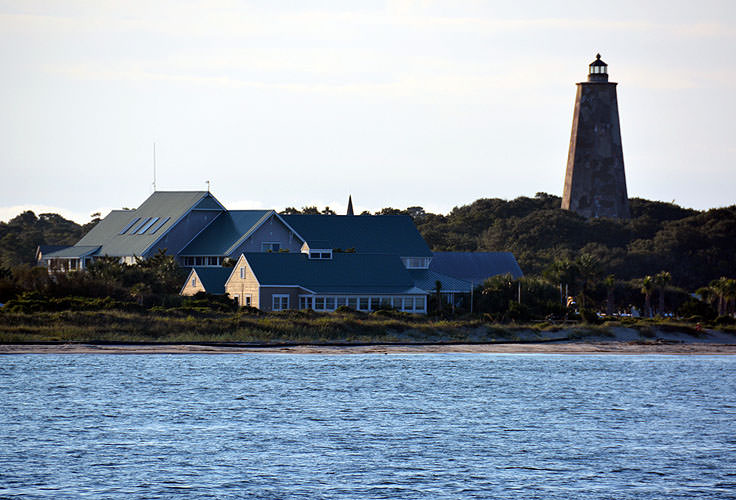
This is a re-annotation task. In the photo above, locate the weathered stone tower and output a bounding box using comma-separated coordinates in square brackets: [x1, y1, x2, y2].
[562, 54, 630, 219]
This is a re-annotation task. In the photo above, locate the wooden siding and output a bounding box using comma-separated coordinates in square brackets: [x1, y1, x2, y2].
[180, 271, 206, 296]
[224, 255, 260, 308]
[258, 286, 302, 311]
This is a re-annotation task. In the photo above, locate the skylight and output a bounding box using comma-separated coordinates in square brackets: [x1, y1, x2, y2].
[137, 217, 159, 234]
[148, 217, 170, 235]
[128, 217, 151, 234]
[119, 217, 141, 235]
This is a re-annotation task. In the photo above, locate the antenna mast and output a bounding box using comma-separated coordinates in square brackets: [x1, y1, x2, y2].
[152, 142, 157, 192]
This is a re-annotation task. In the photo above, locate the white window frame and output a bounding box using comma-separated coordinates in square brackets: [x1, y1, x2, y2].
[244, 295, 251, 307]
[240, 266, 246, 279]
[262, 242, 281, 252]
[272, 294, 289, 311]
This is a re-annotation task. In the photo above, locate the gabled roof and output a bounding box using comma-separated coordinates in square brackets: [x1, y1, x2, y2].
[408, 269, 473, 293]
[242, 252, 426, 295]
[36, 245, 71, 261]
[183, 267, 232, 295]
[179, 210, 272, 256]
[74, 191, 223, 257]
[279, 215, 432, 257]
[44, 245, 101, 259]
[429, 252, 523, 283]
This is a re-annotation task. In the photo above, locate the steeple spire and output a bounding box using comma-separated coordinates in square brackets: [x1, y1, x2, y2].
[346, 195, 354, 216]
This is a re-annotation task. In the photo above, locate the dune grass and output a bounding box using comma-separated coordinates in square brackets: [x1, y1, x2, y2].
[0, 308, 731, 344]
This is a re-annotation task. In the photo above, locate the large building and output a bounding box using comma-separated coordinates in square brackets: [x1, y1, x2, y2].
[41, 190, 524, 313]
[561, 54, 630, 220]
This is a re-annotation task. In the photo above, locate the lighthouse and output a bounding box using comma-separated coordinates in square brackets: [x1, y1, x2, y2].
[561, 54, 630, 219]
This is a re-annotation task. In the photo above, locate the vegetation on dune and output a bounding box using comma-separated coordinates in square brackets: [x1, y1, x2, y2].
[0, 194, 735, 343]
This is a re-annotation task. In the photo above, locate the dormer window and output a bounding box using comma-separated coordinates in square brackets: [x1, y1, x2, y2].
[309, 249, 332, 260]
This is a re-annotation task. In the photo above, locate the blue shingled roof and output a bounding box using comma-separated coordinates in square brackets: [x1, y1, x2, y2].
[408, 269, 473, 293]
[280, 215, 431, 257]
[241, 252, 426, 295]
[429, 252, 523, 283]
[187, 267, 232, 294]
[72, 191, 224, 257]
[179, 210, 272, 256]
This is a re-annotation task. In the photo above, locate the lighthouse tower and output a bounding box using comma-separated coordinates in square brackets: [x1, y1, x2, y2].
[561, 54, 630, 219]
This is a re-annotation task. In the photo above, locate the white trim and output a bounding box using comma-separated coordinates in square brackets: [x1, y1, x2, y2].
[272, 213, 307, 247]
[179, 269, 198, 295]
[223, 211, 275, 255]
[170, 209, 226, 260]
[272, 294, 289, 311]
[143, 192, 225, 257]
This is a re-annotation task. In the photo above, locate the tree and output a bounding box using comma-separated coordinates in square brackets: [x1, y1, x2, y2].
[604, 274, 616, 316]
[434, 280, 442, 312]
[641, 276, 654, 318]
[575, 253, 600, 309]
[653, 271, 672, 315]
[130, 282, 151, 306]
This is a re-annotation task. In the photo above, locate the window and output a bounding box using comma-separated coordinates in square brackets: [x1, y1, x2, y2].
[325, 297, 336, 310]
[240, 267, 246, 279]
[262, 242, 280, 252]
[415, 297, 426, 312]
[182, 257, 195, 266]
[359, 297, 369, 310]
[393, 297, 403, 309]
[370, 297, 382, 311]
[191, 277, 197, 287]
[336, 297, 347, 307]
[309, 250, 332, 260]
[208, 256, 220, 266]
[119, 217, 141, 235]
[195, 256, 204, 266]
[315, 297, 325, 310]
[233, 294, 239, 305]
[244, 295, 251, 307]
[348, 297, 358, 309]
[137, 217, 159, 234]
[272, 294, 289, 311]
[402, 257, 430, 269]
[148, 217, 170, 235]
[299, 296, 312, 310]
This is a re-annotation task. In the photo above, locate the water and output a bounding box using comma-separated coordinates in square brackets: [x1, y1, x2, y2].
[1, 354, 735, 499]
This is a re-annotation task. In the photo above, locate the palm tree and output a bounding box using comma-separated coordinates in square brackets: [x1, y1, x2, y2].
[575, 253, 599, 310]
[710, 277, 736, 316]
[641, 276, 654, 318]
[543, 259, 578, 307]
[604, 274, 615, 316]
[653, 271, 672, 316]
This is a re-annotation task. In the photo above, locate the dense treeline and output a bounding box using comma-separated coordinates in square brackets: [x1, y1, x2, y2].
[0, 211, 99, 268]
[1, 195, 734, 322]
[374, 193, 733, 292]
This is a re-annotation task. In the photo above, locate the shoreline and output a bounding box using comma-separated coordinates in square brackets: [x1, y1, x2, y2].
[3, 340, 736, 355]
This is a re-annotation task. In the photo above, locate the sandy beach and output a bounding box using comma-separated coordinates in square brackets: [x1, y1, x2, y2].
[2, 328, 735, 355]
[2, 341, 736, 355]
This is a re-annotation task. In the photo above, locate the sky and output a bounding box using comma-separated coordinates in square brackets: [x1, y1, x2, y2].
[1, 0, 735, 224]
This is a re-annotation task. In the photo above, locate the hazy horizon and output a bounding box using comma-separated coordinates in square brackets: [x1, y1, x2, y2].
[2, 1, 735, 224]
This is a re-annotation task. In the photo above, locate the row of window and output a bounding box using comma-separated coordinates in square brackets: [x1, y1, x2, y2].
[401, 257, 431, 269]
[119, 216, 170, 236]
[297, 295, 426, 313]
[181, 256, 223, 267]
